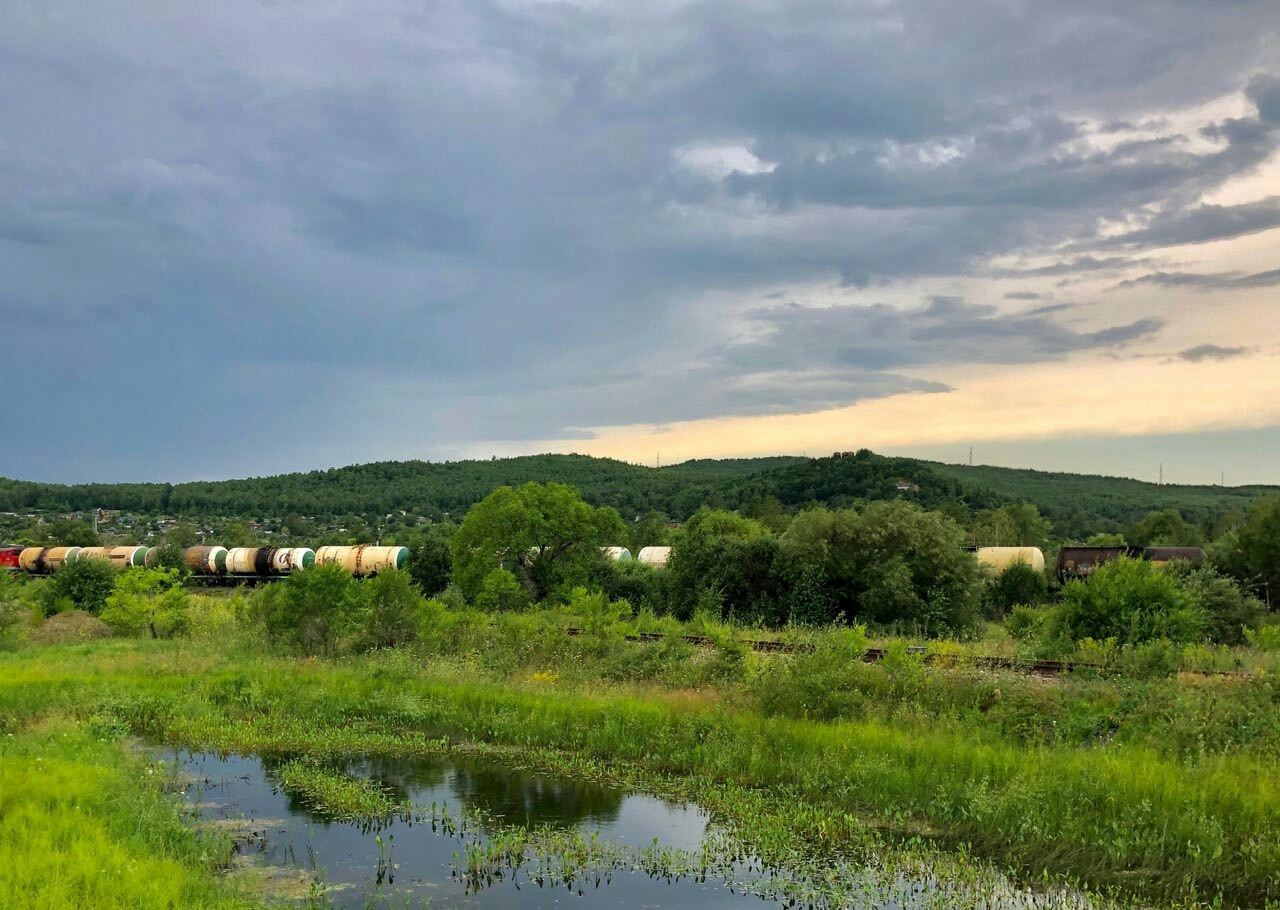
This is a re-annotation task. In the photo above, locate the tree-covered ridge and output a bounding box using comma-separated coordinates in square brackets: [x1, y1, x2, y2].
[714, 451, 1003, 515]
[0, 455, 763, 519]
[2, 451, 1277, 536]
[925, 461, 1278, 537]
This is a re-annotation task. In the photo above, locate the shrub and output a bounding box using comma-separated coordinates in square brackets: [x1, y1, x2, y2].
[1055, 556, 1205, 645]
[407, 525, 453, 595]
[475, 568, 529, 612]
[1244, 624, 1280, 652]
[1168, 562, 1265, 645]
[44, 558, 118, 615]
[1005, 604, 1047, 641]
[244, 564, 367, 656]
[361, 568, 430, 649]
[100, 568, 190, 638]
[985, 562, 1047, 618]
[751, 625, 871, 719]
[781, 501, 982, 634]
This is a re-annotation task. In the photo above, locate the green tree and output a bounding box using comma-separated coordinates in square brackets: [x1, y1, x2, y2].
[475, 567, 530, 612]
[246, 564, 366, 656]
[100, 568, 190, 638]
[1054, 557, 1205, 645]
[1168, 562, 1265, 645]
[45, 558, 118, 615]
[216, 520, 262, 548]
[451, 483, 615, 600]
[46, 518, 101, 547]
[629, 511, 671, 553]
[1210, 496, 1280, 608]
[985, 561, 1047, 617]
[781, 501, 981, 633]
[1129, 509, 1201, 547]
[360, 568, 430, 649]
[972, 503, 1052, 547]
[1085, 532, 1127, 546]
[406, 525, 454, 595]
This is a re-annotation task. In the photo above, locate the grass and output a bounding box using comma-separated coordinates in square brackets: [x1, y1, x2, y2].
[273, 759, 405, 819]
[1, 638, 1278, 906]
[0, 717, 265, 909]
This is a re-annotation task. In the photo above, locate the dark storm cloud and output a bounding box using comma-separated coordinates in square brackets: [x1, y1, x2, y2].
[1003, 291, 1043, 300]
[1178, 344, 1250, 362]
[0, 0, 1278, 479]
[1091, 196, 1280, 250]
[1111, 267, 1280, 291]
[723, 297, 1162, 374]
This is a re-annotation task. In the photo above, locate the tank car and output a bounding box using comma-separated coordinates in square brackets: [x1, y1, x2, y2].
[973, 546, 1046, 574]
[601, 547, 633, 561]
[78, 545, 148, 568]
[1142, 547, 1206, 567]
[636, 546, 671, 567]
[226, 547, 315, 577]
[314, 544, 407, 576]
[183, 545, 229, 575]
[18, 546, 82, 573]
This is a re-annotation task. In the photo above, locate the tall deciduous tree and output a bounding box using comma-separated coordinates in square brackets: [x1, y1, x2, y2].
[451, 483, 620, 601]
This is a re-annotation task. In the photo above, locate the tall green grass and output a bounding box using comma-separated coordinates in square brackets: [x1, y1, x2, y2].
[0, 720, 264, 909]
[1, 641, 1277, 904]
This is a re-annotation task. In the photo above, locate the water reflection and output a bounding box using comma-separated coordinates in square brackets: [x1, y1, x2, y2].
[449, 764, 623, 828]
[170, 749, 721, 909]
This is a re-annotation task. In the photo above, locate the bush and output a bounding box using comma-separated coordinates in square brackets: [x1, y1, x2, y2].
[781, 502, 982, 634]
[1055, 557, 1205, 645]
[407, 526, 453, 596]
[1005, 604, 1047, 641]
[751, 626, 871, 719]
[244, 564, 367, 656]
[598, 559, 662, 612]
[475, 568, 530, 612]
[1244, 624, 1280, 652]
[985, 562, 1047, 618]
[44, 558, 118, 615]
[1168, 562, 1265, 645]
[361, 568, 431, 649]
[100, 568, 190, 638]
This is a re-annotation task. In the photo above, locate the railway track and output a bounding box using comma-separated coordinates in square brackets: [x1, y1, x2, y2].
[563, 628, 1240, 677]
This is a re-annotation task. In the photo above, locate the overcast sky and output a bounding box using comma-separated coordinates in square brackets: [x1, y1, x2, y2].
[3, 0, 1279, 484]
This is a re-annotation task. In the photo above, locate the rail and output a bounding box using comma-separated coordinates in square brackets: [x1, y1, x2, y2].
[563, 628, 1242, 677]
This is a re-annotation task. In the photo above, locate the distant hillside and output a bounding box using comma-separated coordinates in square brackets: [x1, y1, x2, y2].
[712, 452, 1003, 515]
[2, 451, 1275, 537]
[0, 454, 788, 521]
[926, 461, 1278, 537]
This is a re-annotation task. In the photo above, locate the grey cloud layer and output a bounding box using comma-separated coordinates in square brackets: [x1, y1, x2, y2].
[1, 0, 1278, 479]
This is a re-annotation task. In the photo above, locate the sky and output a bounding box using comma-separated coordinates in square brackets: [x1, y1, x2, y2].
[2, 0, 1279, 485]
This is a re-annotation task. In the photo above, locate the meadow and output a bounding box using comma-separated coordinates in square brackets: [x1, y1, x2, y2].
[2, 599, 1278, 908]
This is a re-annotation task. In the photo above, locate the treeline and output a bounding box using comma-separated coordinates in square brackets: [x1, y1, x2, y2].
[928, 461, 1278, 538]
[4, 451, 1277, 543]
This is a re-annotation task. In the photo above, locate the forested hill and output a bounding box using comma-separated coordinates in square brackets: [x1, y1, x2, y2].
[0, 455, 794, 520]
[1, 451, 1275, 533]
[926, 462, 1278, 536]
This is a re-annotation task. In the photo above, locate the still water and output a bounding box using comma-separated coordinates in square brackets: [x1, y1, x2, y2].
[165, 749, 760, 908]
[163, 749, 1100, 910]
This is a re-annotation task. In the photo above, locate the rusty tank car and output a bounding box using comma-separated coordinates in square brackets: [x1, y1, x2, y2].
[314, 544, 407, 576]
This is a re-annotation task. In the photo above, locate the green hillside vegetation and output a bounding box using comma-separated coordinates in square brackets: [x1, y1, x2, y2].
[927, 461, 1277, 539]
[3, 451, 1277, 546]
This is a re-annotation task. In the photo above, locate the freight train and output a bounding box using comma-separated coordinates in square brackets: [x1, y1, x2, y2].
[4, 543, 408, 582]
[1056, 546, 1204, 582]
